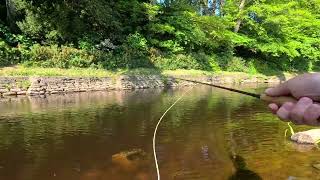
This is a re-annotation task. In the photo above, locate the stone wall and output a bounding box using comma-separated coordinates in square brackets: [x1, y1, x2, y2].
[0, 77, 30, 96]
[0, 73, 295, 96]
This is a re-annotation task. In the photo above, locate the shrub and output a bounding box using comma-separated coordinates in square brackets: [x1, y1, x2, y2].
[246, 61, 258, 75]
[249, 58, 282, 75]
[226, 57, 248, 72]
[151, 52, 224, 71]
[119, 32, 153, 69]
[153, 54, 202, 70]
[23, 44, 95, 68]
[207, 55, 221, 72]
[0, 40, 21, 66]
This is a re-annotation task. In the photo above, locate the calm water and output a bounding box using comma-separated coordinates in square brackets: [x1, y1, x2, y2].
[0, 85, 319, 180]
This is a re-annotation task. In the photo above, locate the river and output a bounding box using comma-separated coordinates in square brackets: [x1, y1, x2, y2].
[0, 85, 319, 180]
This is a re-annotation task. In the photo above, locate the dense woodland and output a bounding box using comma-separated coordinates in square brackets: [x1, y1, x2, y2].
[0, 0, 320, 73]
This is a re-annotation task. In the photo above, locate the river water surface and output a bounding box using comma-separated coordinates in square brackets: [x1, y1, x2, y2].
[0, 85, 319, 180]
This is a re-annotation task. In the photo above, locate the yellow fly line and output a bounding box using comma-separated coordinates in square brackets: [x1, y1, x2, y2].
[152, 87, 193, 180]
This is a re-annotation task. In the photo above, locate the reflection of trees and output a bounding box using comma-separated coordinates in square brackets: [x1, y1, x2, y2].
[0, 90, 165, 180]
[0, 84, 304, 179]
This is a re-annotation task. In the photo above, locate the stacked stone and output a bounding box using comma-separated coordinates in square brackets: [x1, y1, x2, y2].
[117, 75, 165, 90]
[25, 77, 117, 95]
[0, 74, 294, 97]
[0, 77, 30, 96]
[27, 78, 47, 95]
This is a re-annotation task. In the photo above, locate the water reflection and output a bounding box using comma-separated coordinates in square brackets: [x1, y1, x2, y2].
[229, 155, 262, 180]
[0, 86, 319, 180]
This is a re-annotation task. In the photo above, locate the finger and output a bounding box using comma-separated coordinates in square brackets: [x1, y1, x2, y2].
[265, 82, 290, 97]
[290, 97, 313, 125]
[276, 102, 294, 121]
[268, 103, 278, 114]
[303, 104, 320, 126]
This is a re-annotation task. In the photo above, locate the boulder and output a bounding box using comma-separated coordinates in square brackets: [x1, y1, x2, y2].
[291, 129, 320, 144]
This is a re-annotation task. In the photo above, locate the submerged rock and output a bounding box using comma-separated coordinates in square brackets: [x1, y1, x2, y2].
[291, 129, 320, 144]
[287, 176, 311, 180]
[312, 163, 320, 170]
[111, 149, 148, 173]
[290, 143, 315, 152]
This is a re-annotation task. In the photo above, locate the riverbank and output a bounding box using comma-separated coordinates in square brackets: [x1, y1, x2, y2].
[0, 66, 297, 96]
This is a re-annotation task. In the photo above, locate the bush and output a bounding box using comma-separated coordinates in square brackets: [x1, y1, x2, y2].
[153, 53, 203, 70]
[226, 57, 248, 72]
[119, 32, 153, 69]
[207, 55, 222, 72]
[0, 40, 21, 66]
[151, 52, 224, 71]
[249, 58, 282, 75]
[23, 44, 95, 68]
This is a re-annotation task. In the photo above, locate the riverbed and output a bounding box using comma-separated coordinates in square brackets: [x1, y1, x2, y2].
[0, 85, 319, 180]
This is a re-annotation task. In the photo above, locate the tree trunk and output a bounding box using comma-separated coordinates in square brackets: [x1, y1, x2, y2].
[209, 0, 216, 16]
[202, 0, 208, 15]
[234, 0, 246, 33]
[5, 0, 18, 32]
[220, 0, 225, 16]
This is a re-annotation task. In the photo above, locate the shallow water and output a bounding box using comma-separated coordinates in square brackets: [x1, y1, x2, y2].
[0, 85, 319, 180]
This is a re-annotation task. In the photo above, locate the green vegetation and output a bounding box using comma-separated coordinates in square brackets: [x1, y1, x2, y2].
[16, 79, 31, 89]
[0, 66, 284, 78]
[0, 66, 122, 77]
[0, 0, 319, 74]
[284, 122, 295, 137]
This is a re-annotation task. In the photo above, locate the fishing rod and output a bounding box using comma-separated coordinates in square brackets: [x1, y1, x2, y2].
[174, 77, 298, 106]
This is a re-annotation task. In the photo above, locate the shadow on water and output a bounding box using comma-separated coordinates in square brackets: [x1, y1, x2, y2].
[229, 154, 262, 180]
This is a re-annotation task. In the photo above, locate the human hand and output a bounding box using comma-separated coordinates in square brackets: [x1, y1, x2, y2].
[265, 73, 320, 126]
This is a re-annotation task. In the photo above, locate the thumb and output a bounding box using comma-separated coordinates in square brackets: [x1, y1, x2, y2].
[265, 82, 290, 97]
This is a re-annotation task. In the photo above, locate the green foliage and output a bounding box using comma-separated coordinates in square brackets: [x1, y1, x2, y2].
[14, 0, 148, 44]
[0, 23, 32, 46]
[226, 57, 247, 72]
[0, 0, 319, 72]
[240, 1, 320, 70]
[0, 39, 21, 66]
[23, 44, 96, 68]
[0, 66, 120, 77]
[146, 4, 209, 54]
[152, 52, 224, 71]
[115, 32, 152, 69]
[17, 80, 31, 89]
[153, 54, 202, 70]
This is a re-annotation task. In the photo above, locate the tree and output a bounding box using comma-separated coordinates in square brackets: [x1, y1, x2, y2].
[234, 0, 246, 32]
[5, 0, 18, 32]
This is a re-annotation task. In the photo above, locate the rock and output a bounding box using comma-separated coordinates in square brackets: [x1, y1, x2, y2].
[312, 163, 320, 170]
[50, 91, 59, 94]
[2, 92, 17, 96]
[291, 129, 320, 144]
[0, 89, 9, 93]
[111, 149, 148, 173]
[17, 91, 27, 95]
[27, 91, 40, 96]
[288, 176, 310, 180]
[10, 88, 22, 92]
[290, 143, 315, 152]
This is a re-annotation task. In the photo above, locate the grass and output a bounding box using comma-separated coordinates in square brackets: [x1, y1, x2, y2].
[162, 69, 215, 77]
[0, 66, 294, 79]
[0, 66, 123, 77]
